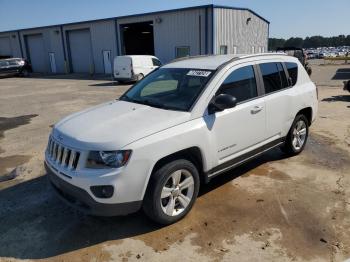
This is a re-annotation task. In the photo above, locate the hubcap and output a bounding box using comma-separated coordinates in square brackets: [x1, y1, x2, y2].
[160, 169, 195, 217]
[292, 120, 307, 151]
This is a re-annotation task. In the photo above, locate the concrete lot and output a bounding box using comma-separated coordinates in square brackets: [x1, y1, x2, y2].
[0, 63, 350, 262]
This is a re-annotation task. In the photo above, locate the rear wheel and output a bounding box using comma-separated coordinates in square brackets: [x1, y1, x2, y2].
[143, 159, 200, 225]
[281, 114, 309, 156]
[136, 73, 144, 82]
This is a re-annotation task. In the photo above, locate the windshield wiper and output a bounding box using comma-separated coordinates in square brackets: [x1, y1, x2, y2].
[142, 99, 185, 111]
[140, 99, 166, 109]
[120, 96, 143, 105]
[120, 96, 183, 111]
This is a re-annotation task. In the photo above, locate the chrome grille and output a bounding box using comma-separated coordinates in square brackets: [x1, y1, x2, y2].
[46, 137, 80, 170]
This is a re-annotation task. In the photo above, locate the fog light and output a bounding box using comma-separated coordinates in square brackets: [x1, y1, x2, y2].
[90, 185, 114, 198]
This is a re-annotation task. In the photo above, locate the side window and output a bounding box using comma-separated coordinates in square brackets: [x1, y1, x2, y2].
[220, 45, 228, 55]
[219, 65, 258, 103]
[259, 62, 287, 94]
[176, 46, 190, 58]
[0, 61, 9, 68]
[152, 58, 162, 67]
[285, 62, 298, 86]
[8, 60, 18, 66]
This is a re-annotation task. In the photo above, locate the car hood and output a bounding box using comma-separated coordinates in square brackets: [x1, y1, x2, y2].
[52, 100, 191, 150]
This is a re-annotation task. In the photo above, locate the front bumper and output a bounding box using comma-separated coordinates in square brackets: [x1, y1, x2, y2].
[45, 163, 142, 216]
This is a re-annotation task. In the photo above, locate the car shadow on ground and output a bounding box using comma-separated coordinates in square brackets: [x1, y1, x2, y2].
[0, 148, 287, 260]
[322, 95, 350, 103]
[332, 68, 350, 80]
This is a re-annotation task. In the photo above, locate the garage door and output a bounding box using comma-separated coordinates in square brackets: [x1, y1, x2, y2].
[26, 34, 47, 72]
[0, 37, 12, 57]
[67, 29, 93, 73]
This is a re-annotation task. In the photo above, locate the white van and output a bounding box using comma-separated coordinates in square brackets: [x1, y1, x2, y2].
[113, 55, 162, 82]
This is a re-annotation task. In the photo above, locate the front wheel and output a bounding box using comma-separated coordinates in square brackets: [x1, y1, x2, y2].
[20, 69, 30, 77]
[281, 114, 309, 156]
[143, 159, 200, 225]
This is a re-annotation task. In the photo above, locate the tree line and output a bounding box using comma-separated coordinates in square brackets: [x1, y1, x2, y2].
[269, 35, 350, 50]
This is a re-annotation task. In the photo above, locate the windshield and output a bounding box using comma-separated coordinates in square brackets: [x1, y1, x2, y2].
[120, 68, 215, 111]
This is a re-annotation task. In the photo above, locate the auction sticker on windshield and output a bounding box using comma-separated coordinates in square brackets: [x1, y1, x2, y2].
[187, 70, 212, 77]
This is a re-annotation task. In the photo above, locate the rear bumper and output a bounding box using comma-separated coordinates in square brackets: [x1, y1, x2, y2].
[45, 163, 142, 216]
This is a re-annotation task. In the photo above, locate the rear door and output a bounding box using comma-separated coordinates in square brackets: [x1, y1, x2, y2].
[103, 50, 112, 74]
[114, 56, 132, 79]
[134, 57, 152, 76]
[258, 61, 294, 140]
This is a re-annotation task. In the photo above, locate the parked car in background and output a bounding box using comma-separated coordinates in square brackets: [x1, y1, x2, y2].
[45, 53, 318, 224]
[277, 47, 312, 76]
[113, 55, 162, 83]
[0, 58, 32, 77]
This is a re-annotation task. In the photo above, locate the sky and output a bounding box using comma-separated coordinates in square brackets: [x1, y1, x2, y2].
[0, 0, 349, 38]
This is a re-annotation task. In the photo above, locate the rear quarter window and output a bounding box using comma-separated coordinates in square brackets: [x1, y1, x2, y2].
[285, 62, 298, 86]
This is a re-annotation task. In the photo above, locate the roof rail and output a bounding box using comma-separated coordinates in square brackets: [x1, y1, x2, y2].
[170, 54, 216, 63]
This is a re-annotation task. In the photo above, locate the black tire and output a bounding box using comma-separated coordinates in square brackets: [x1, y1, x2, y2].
[281, 114, 309, 156]
[306, 67, 312, 76]
[20, 69, 30, 77]
[143, 159, 200, 225]
[136, 73, 144, 82]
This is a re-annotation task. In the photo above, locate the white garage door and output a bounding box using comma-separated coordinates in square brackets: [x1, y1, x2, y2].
[26, 34, 47, 72]
[0, 37, 12, 57]
[68, 29, 93, 73]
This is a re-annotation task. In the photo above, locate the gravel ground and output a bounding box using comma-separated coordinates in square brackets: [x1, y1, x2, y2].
[0, 65, 350, 262]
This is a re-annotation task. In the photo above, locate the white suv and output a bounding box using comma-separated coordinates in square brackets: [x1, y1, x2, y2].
[45, 54, 318, 224]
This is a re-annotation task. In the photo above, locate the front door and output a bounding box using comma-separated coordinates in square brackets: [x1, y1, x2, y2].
[49, 53, 57, 73]
[103, 50, 112, 74]
[209, 63, 266, 165]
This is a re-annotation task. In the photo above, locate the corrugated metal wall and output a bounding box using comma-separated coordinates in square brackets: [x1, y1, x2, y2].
[63, 20, 118, 74]
[117, 7, 209, 63]
[67, 29, 93, 73]
[214, 8, 268, 54]
[0, 6, 269, 74]
[0, 32, 22, 57]
[25, 34, 47, 72]
[0, 36, 12, 56]
[20, 27, 65, 73]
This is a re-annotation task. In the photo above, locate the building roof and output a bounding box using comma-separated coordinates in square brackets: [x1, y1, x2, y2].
[0, 4, 269, 34]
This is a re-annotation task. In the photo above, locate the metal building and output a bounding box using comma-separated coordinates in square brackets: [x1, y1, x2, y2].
[0, 5, 269, 74]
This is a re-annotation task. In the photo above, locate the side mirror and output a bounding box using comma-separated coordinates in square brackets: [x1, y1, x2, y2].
[209, 94, 237, 114]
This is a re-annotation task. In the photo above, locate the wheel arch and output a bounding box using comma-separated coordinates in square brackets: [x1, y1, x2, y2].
[297, 107, 313, 126]
[149, 147, 205, 185]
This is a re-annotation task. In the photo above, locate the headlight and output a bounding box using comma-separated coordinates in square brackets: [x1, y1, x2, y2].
[17, 60, 25, 66]
[87, 150, 132, 169]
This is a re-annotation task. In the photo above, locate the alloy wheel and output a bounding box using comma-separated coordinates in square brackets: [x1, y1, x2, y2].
[160, 169, 195, 216]
[292, 120, 307, 151]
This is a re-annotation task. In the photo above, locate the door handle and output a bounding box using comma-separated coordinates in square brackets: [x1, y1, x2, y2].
[251, 106, 263, 114]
